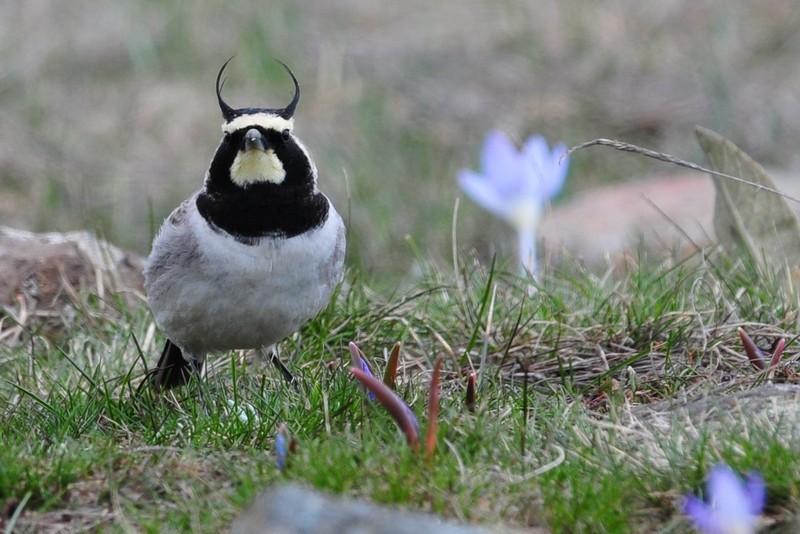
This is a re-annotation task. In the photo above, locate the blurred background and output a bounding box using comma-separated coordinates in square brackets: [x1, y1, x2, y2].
[1, 1, 799, 284]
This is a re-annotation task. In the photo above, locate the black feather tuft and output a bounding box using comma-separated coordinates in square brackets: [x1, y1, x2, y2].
[216, 56, 237, 121]
[275, 60, 300, 119]
[215, 57, 300, 121]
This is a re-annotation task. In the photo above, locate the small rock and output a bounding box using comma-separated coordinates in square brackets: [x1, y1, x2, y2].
[0, 226, 145, 335]
[232, 484, 541, 534]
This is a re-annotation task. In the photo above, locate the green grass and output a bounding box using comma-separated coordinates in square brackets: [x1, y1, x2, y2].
[1, 251, 799, 532]
[4, 4, 800, 531]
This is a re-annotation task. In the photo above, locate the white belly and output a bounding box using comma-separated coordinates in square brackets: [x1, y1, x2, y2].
[145, 202, 344, 356]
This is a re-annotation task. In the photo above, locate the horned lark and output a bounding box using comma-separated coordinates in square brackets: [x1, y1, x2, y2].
[144, 58, 345, 391]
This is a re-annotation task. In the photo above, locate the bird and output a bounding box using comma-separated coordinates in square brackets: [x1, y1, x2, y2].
[143, 58, 346, 392]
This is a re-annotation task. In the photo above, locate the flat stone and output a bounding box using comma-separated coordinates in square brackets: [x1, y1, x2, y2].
[232, 484, 542, 534]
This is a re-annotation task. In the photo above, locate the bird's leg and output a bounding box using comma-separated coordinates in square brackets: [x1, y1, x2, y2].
[188, 354, 210, 414]
[262, 346, 296, 386]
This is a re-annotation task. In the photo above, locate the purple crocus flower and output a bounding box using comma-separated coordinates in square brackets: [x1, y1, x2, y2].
[349, 342, 377, 400]
[360, 358, 377, 401]
[457, 131, 568, 276]
[683, 464, 766, 534]
[275, 433, 288, 471]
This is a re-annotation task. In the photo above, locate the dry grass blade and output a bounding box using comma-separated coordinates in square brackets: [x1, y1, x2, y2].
[564, 137, 800, 204]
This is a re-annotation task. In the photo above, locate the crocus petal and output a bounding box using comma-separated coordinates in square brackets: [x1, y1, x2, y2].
[349, 342, 376, 400]
[522, 135, 568, 199]
[361, 359, 377, 400]
[709, 464, 752, 518]
[361, 358, 374, 377]
[481, 130, 520, 184]
[683, 495, 722, 534]
[683, 464, 765, 534]
[523, 135, 551, 176]
[275, 433, 287, 471]
[276, 423, 291, 471]
[744, 472, 766, 515]
[457, 169, 515, 220]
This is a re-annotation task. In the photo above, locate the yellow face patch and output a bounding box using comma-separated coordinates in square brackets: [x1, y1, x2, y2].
[230, 148, 286, 185]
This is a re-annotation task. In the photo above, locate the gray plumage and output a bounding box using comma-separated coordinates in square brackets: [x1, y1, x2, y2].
[144, 193, 344, 359]
[143, 60, 345, 390]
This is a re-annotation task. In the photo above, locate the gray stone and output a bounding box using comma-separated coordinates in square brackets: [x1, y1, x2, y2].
[232, 484, 541, 534]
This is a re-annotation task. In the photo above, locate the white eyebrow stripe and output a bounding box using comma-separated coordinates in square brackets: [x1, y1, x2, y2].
[222, 113, 294, 134]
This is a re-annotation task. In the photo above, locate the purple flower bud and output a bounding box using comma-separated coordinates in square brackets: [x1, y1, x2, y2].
[683, 463, 765, 534]
[275, 433, 287, 471]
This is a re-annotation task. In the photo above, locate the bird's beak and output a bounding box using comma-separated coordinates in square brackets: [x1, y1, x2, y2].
[243, 128, 266, 152]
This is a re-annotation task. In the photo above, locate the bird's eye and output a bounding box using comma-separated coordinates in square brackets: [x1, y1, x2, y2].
[281, 129, 291, 142]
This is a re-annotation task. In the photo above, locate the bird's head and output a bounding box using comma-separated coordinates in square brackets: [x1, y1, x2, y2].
[208, 58, 315, 190]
